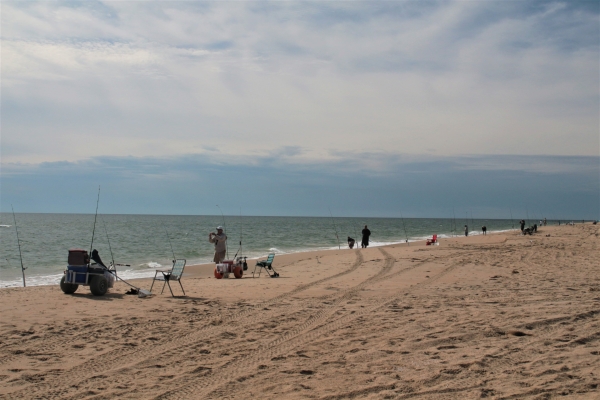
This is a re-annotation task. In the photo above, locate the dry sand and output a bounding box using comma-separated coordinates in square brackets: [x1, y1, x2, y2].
[1, 224, 599, 399]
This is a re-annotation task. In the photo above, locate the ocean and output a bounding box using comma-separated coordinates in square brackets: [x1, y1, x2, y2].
[0, 213, 527, 288]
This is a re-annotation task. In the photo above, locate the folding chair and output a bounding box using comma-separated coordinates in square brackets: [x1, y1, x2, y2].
[252, 253, 279, 278]
[150, 259, 186, 296]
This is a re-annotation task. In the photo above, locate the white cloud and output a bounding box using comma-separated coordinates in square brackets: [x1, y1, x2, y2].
[1, 1, 598, 164]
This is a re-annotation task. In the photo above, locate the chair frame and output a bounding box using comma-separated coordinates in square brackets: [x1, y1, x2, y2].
[252, 253, 279, 278]
[150, 259, 187, 296]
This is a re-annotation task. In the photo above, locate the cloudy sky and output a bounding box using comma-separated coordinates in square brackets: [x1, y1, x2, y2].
[1, 1, 598, 218]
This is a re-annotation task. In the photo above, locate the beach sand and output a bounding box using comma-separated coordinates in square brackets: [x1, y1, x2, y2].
[1, 224, 598, 399]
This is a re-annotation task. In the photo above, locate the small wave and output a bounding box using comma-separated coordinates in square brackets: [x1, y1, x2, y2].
[143, 262, 163, 269]
[0, 224, 11, 228]
[0, 273, 63, 288]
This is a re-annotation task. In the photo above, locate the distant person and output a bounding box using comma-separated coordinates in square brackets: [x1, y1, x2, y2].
[533, 224, 537, 233]
[520, 220, 525, 232]
[209, 226, 227, 263]
[482, 225, 487, 235]
[361, 225, 371, 248]
[543, 218, 547, 226]
[464, 225, 468, 237]
[347, 236, 355, 249]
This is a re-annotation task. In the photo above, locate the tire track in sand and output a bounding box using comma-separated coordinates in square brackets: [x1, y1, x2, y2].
[5, 250, 368, 399]
[58, 249, 403, 400]
[153, 249, 459, 400]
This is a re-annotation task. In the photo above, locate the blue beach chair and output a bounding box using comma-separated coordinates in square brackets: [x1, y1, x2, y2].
[252, 253, 279, 278]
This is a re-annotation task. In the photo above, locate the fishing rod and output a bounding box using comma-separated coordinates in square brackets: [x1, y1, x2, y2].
[216, 205, 228, 259]
[526, 205, 530, 227]
[328, 207, 341, 250]
[102, 217, 130, 270]
[89, 186, 101, 257]
[11, 205, 26, 287]
[233, 208, 244, 260]
[165, 228, 176, 261]
[452, 207, 457, 237]
[400, 211, 409, 245]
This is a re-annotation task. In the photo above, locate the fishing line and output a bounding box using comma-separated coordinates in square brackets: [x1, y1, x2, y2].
[509, 207, 515, 230]
[165, 228, 176, 261]
[328, 207, 341, 250]
[400, 211, 409, 245]
[11, 205, 26, 287]
[233, 207, 243, 260]
[89, 186, 101, 256]
[452, 207, 457, 237]
[101, 217, 115, 268]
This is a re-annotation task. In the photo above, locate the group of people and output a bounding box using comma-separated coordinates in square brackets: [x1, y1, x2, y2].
[519, 219, 538, 235]
[209, 224, 373, 263]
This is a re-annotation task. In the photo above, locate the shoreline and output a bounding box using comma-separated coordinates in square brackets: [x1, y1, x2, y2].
[0, 226, 523, 289]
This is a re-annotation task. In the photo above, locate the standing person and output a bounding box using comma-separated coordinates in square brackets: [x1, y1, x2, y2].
[361, 225, 371, 248]
[543, 218, 547, 226]
[464, 225, 469, 237]
[209, 226, 227, 263]
[520, 219, 525, 232]
[347, 236, 355, 249]
[482, 225, 487, 235]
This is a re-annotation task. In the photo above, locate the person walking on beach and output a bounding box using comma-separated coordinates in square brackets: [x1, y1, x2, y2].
[464, 225, 469, 237]
[482, 225, 487, 235]
[209, 226, 227, 263]
[347, 236, 355, 249]
[361, 225, 371, 248]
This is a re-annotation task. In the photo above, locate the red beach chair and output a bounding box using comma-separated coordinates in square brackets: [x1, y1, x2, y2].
[426, 234, 437, 246]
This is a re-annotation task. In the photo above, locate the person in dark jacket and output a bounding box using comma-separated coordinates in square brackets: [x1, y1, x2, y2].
[361, 225, 371, 248]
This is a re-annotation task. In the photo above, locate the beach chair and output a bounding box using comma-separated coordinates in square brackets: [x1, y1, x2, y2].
[150, 259, 186, 296]
[252, 253, 279, 278]
[426, 234, 437, 246]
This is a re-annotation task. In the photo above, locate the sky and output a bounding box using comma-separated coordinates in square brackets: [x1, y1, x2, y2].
[1, 1, 599, 219]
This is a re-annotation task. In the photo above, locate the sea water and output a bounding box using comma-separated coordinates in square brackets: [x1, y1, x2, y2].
[0, 213, 525, 288]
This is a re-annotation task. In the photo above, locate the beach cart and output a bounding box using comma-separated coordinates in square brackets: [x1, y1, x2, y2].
[214, 257, 247, 279]
[60, 249, 115, 296]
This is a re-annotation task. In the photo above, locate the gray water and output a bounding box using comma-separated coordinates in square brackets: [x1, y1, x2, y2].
[0, 213, 527, 288]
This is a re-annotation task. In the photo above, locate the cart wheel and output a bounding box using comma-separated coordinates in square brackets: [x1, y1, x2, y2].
[90, 275, 108, 296]
[60, 275, 78, 294]
[233, 266, 243, 279]
[214, 267, 224, 279]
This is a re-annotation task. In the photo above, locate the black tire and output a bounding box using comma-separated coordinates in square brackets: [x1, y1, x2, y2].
[60, 275, 78, 294]
[90, 275, 108, 296]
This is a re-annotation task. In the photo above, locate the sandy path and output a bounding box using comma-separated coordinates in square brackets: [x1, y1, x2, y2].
[1, 224, 598, 399]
